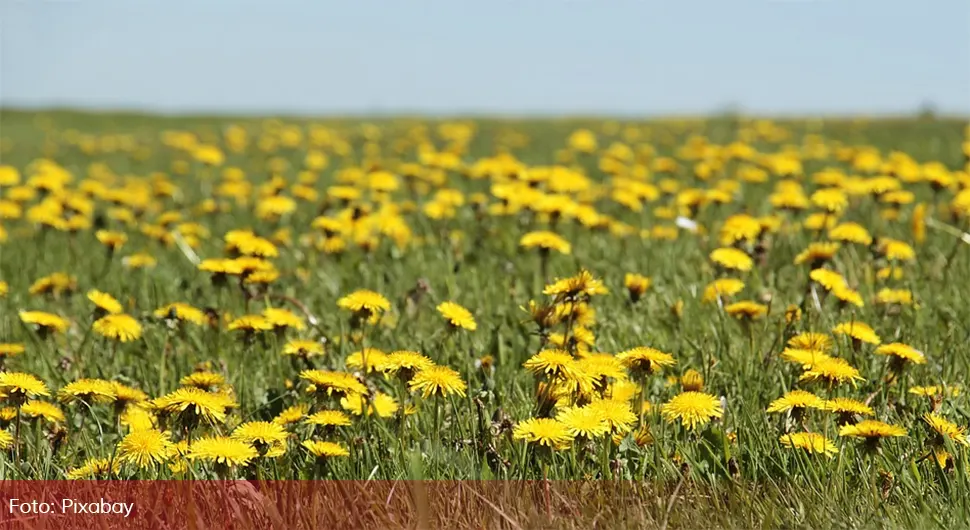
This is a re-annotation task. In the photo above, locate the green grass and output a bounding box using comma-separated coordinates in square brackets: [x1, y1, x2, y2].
[0, 109, 969, 528]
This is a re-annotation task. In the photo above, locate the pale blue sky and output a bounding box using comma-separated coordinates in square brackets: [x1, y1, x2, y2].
[1, 0, 968, 116]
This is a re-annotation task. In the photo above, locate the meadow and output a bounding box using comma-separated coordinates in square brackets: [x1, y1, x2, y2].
[0, 109, 969, 528]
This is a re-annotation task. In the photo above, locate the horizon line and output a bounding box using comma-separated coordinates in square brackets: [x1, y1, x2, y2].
[1, 104, 968, 122]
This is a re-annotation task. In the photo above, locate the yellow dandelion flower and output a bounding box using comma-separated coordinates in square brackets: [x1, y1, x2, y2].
[409, 366, 467, 398]
[0, 343, 26, 358]
[302, 440, 350, 458]
[780, 432, 838, 457]
[305, 409, 353, 428]
[117, 429, 175, 469]
[154, 303, 206, 325]
[875, 288, 914, 306]
[512, 418, 574, 449]
[93, 314, 142, 342]
[198, 258, 244, 277]
[766, 390, 826, 413]
[20, 400, 65, 423]
[875, 343, 926, 364]
[879, 190, 920, 204]
[523, 349, 578, 379]
[555, 406, 610, 439]
[151, 387, 237, 424]
[788, 332, 833, 352]
[272, 404, 309, 427]
[87, 290, 123, 315]
[58, 378, 118, 404]
[710, 247, 754, 272]
[617, 346, 676, 375]
[345, 348, 389, 373]
[839, 420, 907, 439]
[244, 269, 280, 285]
[719, 214, 762, 245]
[0, 372, 50, 400]
[228, 315, 272, 332]
[586, 398, 638, 434]
[680, 369, 704, 391]
[120, 405, 157, 432]
[780, 348, 833, 369]
[804, 212, 837, 231]
[725, 300, 768, 320]
[543, 269, 608, 300]
[66, 457, 121, 480]
[299, 370, 367, 397]
[567, 129, 598, 153]
[794, 242, 841, 266]
[549, 326, 595, 353]
[810, 268, 848, 292]
[255, 196, 297, 220]
[19, 311, 70, 334]
[341, 392, 399, 418]
[576, 353, 626, 386]
[337, 290, 391, 317]
[799, 358, 864, 386]
[876, 266, 905, 281]
[382, 351, 435, 376]
[123, 252, 157, 270]
[262, 307, 305, 330]
[811, 188, 848, 213]
[225, 230, 279, 257]
[661, 391, 723, 430]
[624, 273, 652, 302]
[702, 278, 745, 303]
[179, 371, 226, 390]
[520, 230, 572, 255]
[28, 273, 76, 297]
[909, 385, 961, 398]
[823, 397, 874, 417]
[96, 230, 128, 250]
[229, 257, 276, 277]
[186, 436, 258, 467]
[931, 448, 953, 470]
[877, 238, 915, 262]
[436, 301, 477, 331]
[832, 285, 865, 307]
[832, 320, 881, 345]
[282, 339, 325, 359]
[923, 413, 969, 446]
[0, 165, 20, 186]
[771, 187, 810, 211]
[829, 222, 873, 245]
[232, 421, 289, 456]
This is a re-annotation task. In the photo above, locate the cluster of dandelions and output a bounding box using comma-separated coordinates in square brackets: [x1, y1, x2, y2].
[511, 269, 724, 472]
[2, 285, 471, 478]
[0, 118, 969, 483]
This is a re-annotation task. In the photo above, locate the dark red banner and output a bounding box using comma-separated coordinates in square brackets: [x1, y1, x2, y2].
[0, 481, 657, 529]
